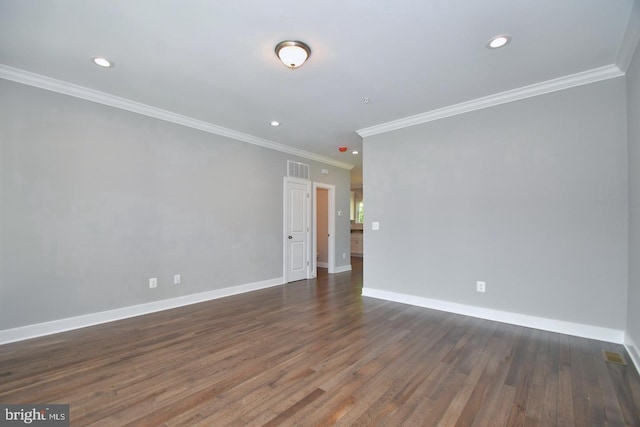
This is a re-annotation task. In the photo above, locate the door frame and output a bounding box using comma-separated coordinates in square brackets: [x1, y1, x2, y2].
[283, 177, 311, 283]
[312, 182, 335, 277]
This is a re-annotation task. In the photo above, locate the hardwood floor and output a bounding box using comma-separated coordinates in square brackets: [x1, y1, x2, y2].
[1, 258, 639, 426]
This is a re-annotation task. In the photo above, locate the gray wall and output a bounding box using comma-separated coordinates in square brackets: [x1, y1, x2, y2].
[0, 80, 351, 330]
[628, 40, 640, 347]
[363, 77, 628, 330]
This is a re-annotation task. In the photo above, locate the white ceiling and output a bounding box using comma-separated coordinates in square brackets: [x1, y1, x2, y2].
[0, 0, 637, 185]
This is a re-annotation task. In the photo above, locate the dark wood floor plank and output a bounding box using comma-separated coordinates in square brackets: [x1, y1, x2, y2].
[465, 324, 520, 427]
[505, 328, 543, 425]
[589, 340, 626, 427]
[435, 320, 500, 426]
[569, 335, 598, 427]
[347, 321, 461, 425]
[555, 333, 575, 427]
[522, 330, 553, 426]
[372, 318, 476, 425]
[1, 257, 639, 426]
[277, 329, 417, 426]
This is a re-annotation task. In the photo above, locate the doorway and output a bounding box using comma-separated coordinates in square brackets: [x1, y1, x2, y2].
[312, 182, 335, 277]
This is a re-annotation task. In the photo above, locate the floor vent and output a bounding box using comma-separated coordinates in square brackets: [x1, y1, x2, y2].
[603, 350, 627, 365]
[287, 160, 310, 180]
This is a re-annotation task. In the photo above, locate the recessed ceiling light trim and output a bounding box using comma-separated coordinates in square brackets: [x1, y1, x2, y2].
[275, 40, 311, 69]
[91, 56, 113, 68]
[487, 35, 511, 49]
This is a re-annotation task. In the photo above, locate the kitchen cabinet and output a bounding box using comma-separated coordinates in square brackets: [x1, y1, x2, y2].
[351, 232, 363, 256]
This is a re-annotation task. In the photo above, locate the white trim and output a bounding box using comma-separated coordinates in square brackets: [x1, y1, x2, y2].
[317, 262, 329, 268]
[0, 277, 283, 345]
[334, 264, 352, 274]
[0, 64, 354, 171]
[624, 332, 640, 374]
[356, 65, 624, 138]
[362, 287, 625, 343]
[616, 0, 640, 72]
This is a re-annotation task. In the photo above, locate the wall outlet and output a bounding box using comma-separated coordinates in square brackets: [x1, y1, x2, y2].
[342, 253, 346, 259]
[174, 274, 181, 285]
[149, 277, 158, 289]
[476, 281, 486, 293]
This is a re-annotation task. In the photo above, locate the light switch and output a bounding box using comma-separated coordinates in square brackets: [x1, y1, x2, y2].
[372, 221, 380, 230]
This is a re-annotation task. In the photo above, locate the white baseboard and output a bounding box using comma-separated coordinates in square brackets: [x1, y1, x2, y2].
[317, 262, 329, 268]
[0, 277, 284, 345]
[334, 264, 352, 273]
[362, 287, 625, 344]
[624, 332, 640, 374]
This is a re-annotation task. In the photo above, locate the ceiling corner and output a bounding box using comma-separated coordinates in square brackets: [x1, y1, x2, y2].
[616, 0, 640, 72]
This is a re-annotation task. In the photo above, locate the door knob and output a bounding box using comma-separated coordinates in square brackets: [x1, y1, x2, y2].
[288, 235, 293, 239]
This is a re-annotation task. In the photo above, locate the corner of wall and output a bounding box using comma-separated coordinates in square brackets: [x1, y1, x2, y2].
[616, 0, 640, 72]
[625, 332, 640, 374]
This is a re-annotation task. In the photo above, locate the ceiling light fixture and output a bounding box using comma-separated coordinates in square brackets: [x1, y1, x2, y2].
[275, 40, 311, 69]
[270, 121, 280, 127]
[352, 151, 359, 155]
[487, 35, 511, 49]
[91, 56, 113, 68]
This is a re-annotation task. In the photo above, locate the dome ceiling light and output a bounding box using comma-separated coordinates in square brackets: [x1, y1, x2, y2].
[275, 40, 311, 69]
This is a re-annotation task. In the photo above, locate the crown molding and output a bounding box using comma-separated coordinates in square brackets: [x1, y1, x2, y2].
[0, 64, 354, 171]
[616, 0, 640, 72]
[356, 64, 624, 138]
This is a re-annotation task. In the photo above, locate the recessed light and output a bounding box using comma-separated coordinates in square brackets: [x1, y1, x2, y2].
[352, 151, 359, 155]
[92, 56, 113, 68]
[487, 35, 511, 49]
[270, 121, 280, 127]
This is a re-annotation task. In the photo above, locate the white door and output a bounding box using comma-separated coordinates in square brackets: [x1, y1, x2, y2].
[285, 178, 310, 282]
